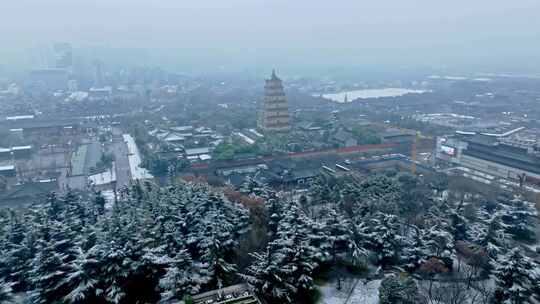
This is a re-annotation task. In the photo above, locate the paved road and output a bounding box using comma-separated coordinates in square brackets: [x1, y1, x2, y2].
[110, 138, 131, 188]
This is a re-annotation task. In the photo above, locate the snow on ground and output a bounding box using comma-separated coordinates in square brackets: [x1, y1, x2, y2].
[318, 278, 381, 304]
[102, 189, 116, 210]
[123, 134, 153, 180]
[416, 278, 495, 304]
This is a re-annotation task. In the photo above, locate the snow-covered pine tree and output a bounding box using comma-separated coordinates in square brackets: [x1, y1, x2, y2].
[421, 224, 454, 267]
[28, 236, 69, 303]
[339, 180, 364, 216]
[199, 233, 237, 290]
[357, 174, 401, 215]
[274, 202, 309, 245]
[379, 274, 419, 304]
[469, 208, 508, 261]
[0, 279, 13, 303]
[304, 219, 331, 263]
[59, 246, 101, 303]
[396, 173, 430, 219]
[0, 210, 37, 291]
[323, 207, 354, 265]
[266, 197, 284, 240]
[239, 176, 272, 199]
[93, 191, 106, 216]
[26, 193, 88, 302]
[95, 199, 145, 303]
[286, 232, 317, 299]
[493, 248, 539, 304]
[309, 175, 333, 206]
[447, 201, 469, 242]
[0, 180, 250, 303]
[159, 249, 202, 302]
[242, 248, 296, 303]
[401, 225, 428, 271]
[499, 197, 538, 242]
[96, 240, 129, 304]
[359, 212, 403, 266]
[244, 198, 322, 303]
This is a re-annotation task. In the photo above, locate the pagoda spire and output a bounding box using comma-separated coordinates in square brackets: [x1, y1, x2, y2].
[271, 69, 278, 80]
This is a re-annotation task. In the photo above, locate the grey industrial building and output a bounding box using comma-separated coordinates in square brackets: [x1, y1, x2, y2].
[436, 131, 540, 184]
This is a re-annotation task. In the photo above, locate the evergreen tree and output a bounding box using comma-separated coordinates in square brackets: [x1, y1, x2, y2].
[60, 246, 101, 303]
[244, 202, 319, 303]
[266, 197, 284, 240]
[239, 176, 271, 199]
[421, 224, 454, 264]
[448, 201, 469, 242]
[200, 234, 237, 290]
[0, 211, 37, 291]
[0, 280, 13, 304]
[397, 173, 430, 219]
[359, 212, 403, 266]
[286, 234, 317, 299]
[323, 208, 355, 265]
[379, 274, 419, 304]
[493, 248, 538, 304]
[357, 175, 401, 215]
[469, 209, 508, 260]
[401, 225, 427, 271]
[93, 191, 106, 217]
[28, 238, 69, 303]
[159, 250, 201, 302]
[499, 197, 538, 242]
[242, 248, 296, 303]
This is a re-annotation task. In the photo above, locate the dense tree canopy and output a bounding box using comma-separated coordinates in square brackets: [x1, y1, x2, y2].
[0, 172, 538, 304]
[0, 183, 249, 303]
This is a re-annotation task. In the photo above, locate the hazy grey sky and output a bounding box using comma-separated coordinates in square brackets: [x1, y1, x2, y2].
[2, 0, 540, 72]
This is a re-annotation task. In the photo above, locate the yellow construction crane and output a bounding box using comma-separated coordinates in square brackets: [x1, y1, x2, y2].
[411, 131, 420, 175]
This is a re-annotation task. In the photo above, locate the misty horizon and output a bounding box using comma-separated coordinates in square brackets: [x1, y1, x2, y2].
[1, 2, 540, 304]
[2, 0, 540, 74]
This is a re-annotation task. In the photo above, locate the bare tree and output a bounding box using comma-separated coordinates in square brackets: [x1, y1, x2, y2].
[468, 279, 494, 304]
[419, 257, 448, 299]
[464, 248, 488, 289]
[442, 281, 470, 304]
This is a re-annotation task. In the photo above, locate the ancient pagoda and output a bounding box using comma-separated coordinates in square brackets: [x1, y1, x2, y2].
[257, 70, 290, 133]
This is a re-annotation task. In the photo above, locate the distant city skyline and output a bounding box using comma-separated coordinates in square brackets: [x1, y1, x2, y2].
[2, 0, 540, 74]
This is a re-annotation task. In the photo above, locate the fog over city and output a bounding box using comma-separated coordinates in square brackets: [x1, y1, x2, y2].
[3, 0, 540, 72]
[1, 1, 540, 304]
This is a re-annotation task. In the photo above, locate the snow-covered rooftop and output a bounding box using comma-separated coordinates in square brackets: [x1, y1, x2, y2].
[185, 147, 212, 156]
[88, 163, 117, 185]
[0, 165, 15, 171]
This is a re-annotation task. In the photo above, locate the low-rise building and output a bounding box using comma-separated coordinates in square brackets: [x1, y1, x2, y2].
[0, 164, 15, 177]
[0, 146, 33, 159]
[0, 118, 86, 138]
[436, 133, 540, 184]
[0, 180, 58, 207]
[185, 147, 213, 162]
[380, 128, 415, 144]
[185, 147, 213, 157]
[89, 86, 113, 101]
[332, 128, 358, 147]
[191, 284, 261, 304]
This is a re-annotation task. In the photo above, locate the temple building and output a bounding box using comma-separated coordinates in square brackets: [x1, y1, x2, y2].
[257, 70, 290, 133]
